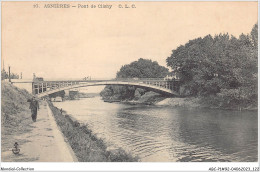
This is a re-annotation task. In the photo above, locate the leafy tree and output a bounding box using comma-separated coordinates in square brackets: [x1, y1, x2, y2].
[116, 58, 169, 78]
[101, 58, 169, 101]
[166, 23, 257, 109]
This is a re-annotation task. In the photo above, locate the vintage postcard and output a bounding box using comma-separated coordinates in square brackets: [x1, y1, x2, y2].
[1, 1, 258, 171]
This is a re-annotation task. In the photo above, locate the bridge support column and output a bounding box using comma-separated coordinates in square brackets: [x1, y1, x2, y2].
[33, 83, 39, 95]
[32, 83, 34, 95]
[41, 83, 44, 93]
[34, 83, 39, 95]
[44, 83, 47, 92]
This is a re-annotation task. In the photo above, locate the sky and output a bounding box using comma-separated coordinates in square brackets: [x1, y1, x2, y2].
[2, 1, 258, 80]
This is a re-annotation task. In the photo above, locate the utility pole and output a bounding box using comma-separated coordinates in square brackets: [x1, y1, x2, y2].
[8, 66, 11, 82]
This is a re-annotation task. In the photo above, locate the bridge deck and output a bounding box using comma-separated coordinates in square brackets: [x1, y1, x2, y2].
[11, 78, 180, 97]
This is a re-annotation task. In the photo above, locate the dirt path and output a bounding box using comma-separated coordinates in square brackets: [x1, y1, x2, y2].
[1, 101, 77, 162]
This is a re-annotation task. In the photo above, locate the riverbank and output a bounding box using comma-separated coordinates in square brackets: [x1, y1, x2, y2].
[156, 97, 257, 111]
[131, 91, 167, 105]
[102, 91, 257, 111]
[48, 101, 139, 162]
[156, 97, 200, 108]
[1, 82, 77, 162]
[103, 91, 167, 105]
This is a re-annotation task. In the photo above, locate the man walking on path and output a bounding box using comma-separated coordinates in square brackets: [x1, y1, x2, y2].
[29, 96, 40, 122]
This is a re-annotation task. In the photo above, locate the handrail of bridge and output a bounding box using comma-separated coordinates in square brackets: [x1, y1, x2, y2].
[32, 78, 179, 83]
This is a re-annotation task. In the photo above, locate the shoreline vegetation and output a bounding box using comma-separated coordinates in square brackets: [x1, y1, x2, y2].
[103, 91, 166, 105]
[47, 101, 139, 162]
[156, 97, 257, 111]
[101, 90, 257, 111]
[108, 93, 257, 111]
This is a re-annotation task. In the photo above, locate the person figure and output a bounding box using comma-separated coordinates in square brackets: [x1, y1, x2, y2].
[12, 142, 20, 154]
[29, 96, 40, 122]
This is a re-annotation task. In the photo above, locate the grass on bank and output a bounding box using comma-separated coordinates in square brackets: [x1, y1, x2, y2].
[48, 101, 139, 162]
[1, 82, 33, 153]
[2, 82, 32, 126]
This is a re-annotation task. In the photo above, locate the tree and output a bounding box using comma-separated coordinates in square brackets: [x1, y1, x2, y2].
[100, 58, 170, 101]
[116, 58, 169, 78]
[166, 23, 258, 108]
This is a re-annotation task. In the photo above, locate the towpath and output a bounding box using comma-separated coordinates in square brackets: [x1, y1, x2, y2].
[2, 101, 77, 162]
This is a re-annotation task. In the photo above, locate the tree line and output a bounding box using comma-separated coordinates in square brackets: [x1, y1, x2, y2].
[166, 24, 257, 109]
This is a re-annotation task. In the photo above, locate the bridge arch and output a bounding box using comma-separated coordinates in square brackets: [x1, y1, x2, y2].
[35, 81, 179, 98]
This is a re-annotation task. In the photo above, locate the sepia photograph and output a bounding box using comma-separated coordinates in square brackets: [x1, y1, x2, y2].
[1, 1, 258, 171]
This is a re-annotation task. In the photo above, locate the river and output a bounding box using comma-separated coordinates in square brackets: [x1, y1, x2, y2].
[53, 97, 258, 162]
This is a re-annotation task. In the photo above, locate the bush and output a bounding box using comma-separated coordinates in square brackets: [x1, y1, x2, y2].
[200, 88, 257, 110]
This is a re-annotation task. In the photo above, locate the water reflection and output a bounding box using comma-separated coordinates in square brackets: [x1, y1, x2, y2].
[174, 108, 258, 161]
[53, 97, 258, 162]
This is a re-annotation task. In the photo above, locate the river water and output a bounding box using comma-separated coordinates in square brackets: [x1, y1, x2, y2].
[53, 97, 258, 162]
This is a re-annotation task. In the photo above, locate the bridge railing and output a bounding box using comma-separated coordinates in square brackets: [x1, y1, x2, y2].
[33, 78, 179, 83]
[114, 78, 166, 81]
